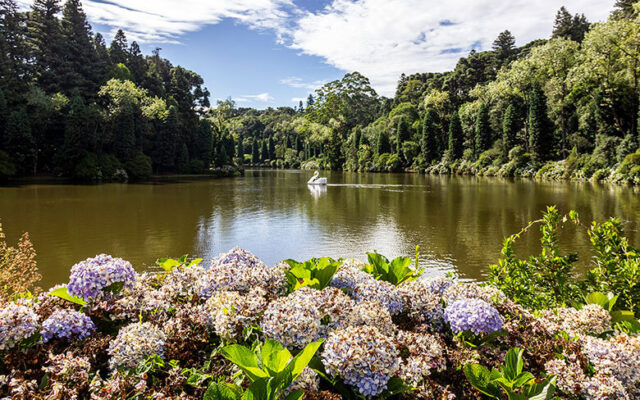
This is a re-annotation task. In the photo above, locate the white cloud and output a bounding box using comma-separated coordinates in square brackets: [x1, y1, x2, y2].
[288, 0, 612, 95]
[291, 97, 307, 103]
[18, 0, 296, 43]
[235, 93, 274, 102]
[280, 77, 327, 91]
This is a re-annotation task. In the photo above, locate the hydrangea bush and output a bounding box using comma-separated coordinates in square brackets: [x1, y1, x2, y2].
[1, 245, 639, 400]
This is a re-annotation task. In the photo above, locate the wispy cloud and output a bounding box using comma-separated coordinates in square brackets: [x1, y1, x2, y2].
[235, 93, 274, 102]
[280, 77, 327, 91]
[291, 97, 307, 103]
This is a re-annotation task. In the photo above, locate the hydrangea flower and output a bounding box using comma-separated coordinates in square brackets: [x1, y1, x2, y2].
[205, 288, 267, 341]
[261, 287, 353, 349]
[67, 254, 137, 301]
[421, 276, 455, 296]
[444, 298, 503, 335]
[41, 309, 95, 343]
[442, 282, 505, 305]
[346, 301, 395, 335]
[581, 334, 640, 390]
[285, 367, 320, 396]
[0, 302, 39, 350]
[330, 260, 371, 294]
[197, 247, 287, 299]
[396, 279, 444, 324]
[322, 326, 399, 398]
[108, 322, 167, 371]
[539, 304, 611, 336]
[395, 330, 446, 386]
[353, 279, 404, 314]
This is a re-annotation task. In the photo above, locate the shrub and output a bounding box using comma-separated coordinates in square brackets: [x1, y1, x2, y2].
[98, 154, 123, 180]
[0, 223, 41, 301]
[617, 149, 640, 176]
[73, 153, 100, 181]
[616, 134, 638, 163]
[401, 141, 419, 166]
[189, 159, 205, 173]
[375, 153, 390, 171]
[0, 150, 16, 178]
[124, 153, 152, 180]
[386, 153, 402, 172]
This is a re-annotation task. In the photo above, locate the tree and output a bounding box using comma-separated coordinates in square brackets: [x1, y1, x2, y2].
[376, 130, 390, 155]
[28, 0, 64, 93]
[4, 108, 34, 174]
[128, 41, 147, 84]
[251, 138, 259, 164]
[552, 7, 590, 42]
[502, 104, 519, 159]
[237, 138, 244, 159]
[268, 136, 275, 159]
[306, 94, 314, 109]
[421, 108, 439, 164]
[57, 95, 89, 174]
[60, 0, 97, 96]
[261, 139, 268, 162]
[0, 0, 30, 97]
[396, 119, 409, 158]
[194, 119, 213, 168]
[448, 110, 463, 160]
[154, 105, 179, 172]
[109, 29, 129, 65]
[612, 0, 638, 19]
[474, 103, 491, 156]
[528, 82, 554, 164]
[492, 30, 516, 64]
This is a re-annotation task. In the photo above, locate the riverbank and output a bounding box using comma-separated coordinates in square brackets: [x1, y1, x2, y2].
[1, 207, 639, 399]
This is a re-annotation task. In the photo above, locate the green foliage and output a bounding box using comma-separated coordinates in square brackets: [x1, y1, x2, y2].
[48, 286, 87, 306]
[156, 254, 203, 272]
[464, 348, 556, 400]
[502, 104, 519, 160]
[474, 103, 492, 157]
[124, 153, 152, 180]
[488, 206, 581, 309]
[364, 251, 424, 286]
[528, 82, 554, 165]
[214, 339, 323, 400]
[0, 150, 16, 178]
[284, 257, 342, 292]
[448, 110, 463, 160]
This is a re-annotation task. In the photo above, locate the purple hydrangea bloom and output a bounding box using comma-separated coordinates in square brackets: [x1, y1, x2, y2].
[0, 302, 39, 350]
[67, 254, 137, 301]
[41, 309, 95, 343]
[353, 279, 404, 314]
[444, 298, 503, 335]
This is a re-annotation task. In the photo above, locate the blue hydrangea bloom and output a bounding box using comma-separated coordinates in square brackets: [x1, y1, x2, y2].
[41, 309, 95, 343]
[67, 254, 137, 300]
[444, 298, 503, 335]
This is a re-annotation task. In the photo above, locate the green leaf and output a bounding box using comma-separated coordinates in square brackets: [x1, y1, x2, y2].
[611, 310, 637, 324]
[512, 372, 535, 388]
[48, 287, 87, 306]
[221, 345, 268, 381]
[156, 258, 181, 272]
[463, 364, 501, 398]
[287, 339, 324, 379]
[503, 348, 524, 380]
[526, 376, 556, 400]
[204, 382, 243, 400]
[260, 339, 292, 376]
[283, 390, 304, 400]
[242, 379, 269, 400]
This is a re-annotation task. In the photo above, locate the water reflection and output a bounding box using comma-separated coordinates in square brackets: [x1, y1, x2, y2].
[1, 170, 639, 288]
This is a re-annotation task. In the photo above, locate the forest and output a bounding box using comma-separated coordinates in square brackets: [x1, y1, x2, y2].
[0, 0, 639, 183]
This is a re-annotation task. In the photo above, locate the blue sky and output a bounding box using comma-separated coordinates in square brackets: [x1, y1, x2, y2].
[20, 0, 613, 108]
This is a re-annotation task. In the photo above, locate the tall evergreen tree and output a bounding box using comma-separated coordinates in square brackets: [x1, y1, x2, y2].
[492, 30, 516, 64]
[251, 138, 259, 164]
[353, 127, 361, 150]
[306, 94, 314, 109]
[268, 136, 275, 159]
[0, 0, 30, 97]
[396, 119, 409, 157]
[92, 33, 109, 83]
[154, 105, 178, 172]
[109, 29, 128, 65]
[295, 135, 302, 152]
[448, 110, 463, 160]
[421, 108, 439, 164]
[57, 95, 88, 174]
[260, 139, 268, 161]
[128, 41, 147, 83]
[28, 0, 64, 93]
[528, 82, 554, 164]
[502, 104, 519, 160]
[552, 6, 589, 42]
[0, 88, 7, 144]
[237, 138, 244, 159]
[474, 103, 491, 157]
[4, 108, 34, 174]
[60, 0, 96, 96]
[285, 135, 291, 149]
[377, 130, 390, 155]
[176, 143, 189, 172]
[194, 118, 213, 167]
[612, 0, 638, 19]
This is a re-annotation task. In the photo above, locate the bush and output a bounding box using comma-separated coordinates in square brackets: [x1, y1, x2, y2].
[189, 159, 205, 174]
[73, 153, 100, 181]
[402, 141, 419, 166]
[617, 150, 640, 176]
[616, 134, 638, 163]
[98, 154, 123, 180]
[125, 153, 152, 180]
[475, 148, 501, 169]
[386, 153, 402, 172]
[375, 153, 390, 171]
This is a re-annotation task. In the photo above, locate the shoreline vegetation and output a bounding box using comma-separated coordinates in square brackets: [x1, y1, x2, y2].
[1, 206, 640, 399]
[2, 2, 640, 187]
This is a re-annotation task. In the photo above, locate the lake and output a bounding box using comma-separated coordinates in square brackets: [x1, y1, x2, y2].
[2, 170, 640, 288]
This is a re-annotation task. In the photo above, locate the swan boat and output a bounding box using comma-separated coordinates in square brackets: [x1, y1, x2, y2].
[307, 171, 327, 185]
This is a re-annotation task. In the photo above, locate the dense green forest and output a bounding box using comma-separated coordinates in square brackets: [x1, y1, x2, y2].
[0, 0, 233, 181]
[222, 1, 640, 184]
[1, 0, 639, 183]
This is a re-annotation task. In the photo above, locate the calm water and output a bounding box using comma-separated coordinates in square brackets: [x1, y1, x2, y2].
[2, 170, 640, 288]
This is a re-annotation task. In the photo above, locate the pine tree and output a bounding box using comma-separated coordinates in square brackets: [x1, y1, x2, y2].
[260, 139, 268, 162]
[552, 6, 590, 42]
[529, 82, 554, 164]
[396, 119, 409, 157]
[285, 135, 291, 149]
[0, 0, 30, 97]
[28, 0, 64, 93]
[612, 0, 638, 19]
[295, 135, 302, 152]
[0, 88, 7, 145]
[448, 110, 463, 160]
[353, 127, 361, 150]
[177, 143, 189, 173]
[128, 41, 147, 83]
[109, 29, 128, 65]
[502, 104, 519, 160]
[298, 100, 304, 114]
[154, 105, 178, 172]
[268, 136, 275, 159]
[306, 94, 314, 109]
[60, 0, 96, 97]
[4, 108, 34, 174]
[93, 33, 109, 83]
[237, 138, 244, 159]
[194, 119, 213, 167]
[474, 103, 491, 157]
[421, 108, 439, 164]
[251, 138, 259, 164]
[113, 107, 135, 162]
[376, 130, 390, 155]
[492, 30, 516, 63]
[57, 95, 88, 174]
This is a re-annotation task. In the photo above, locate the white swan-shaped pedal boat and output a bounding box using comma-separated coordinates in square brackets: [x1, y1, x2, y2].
[307, 171, 327, 185]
